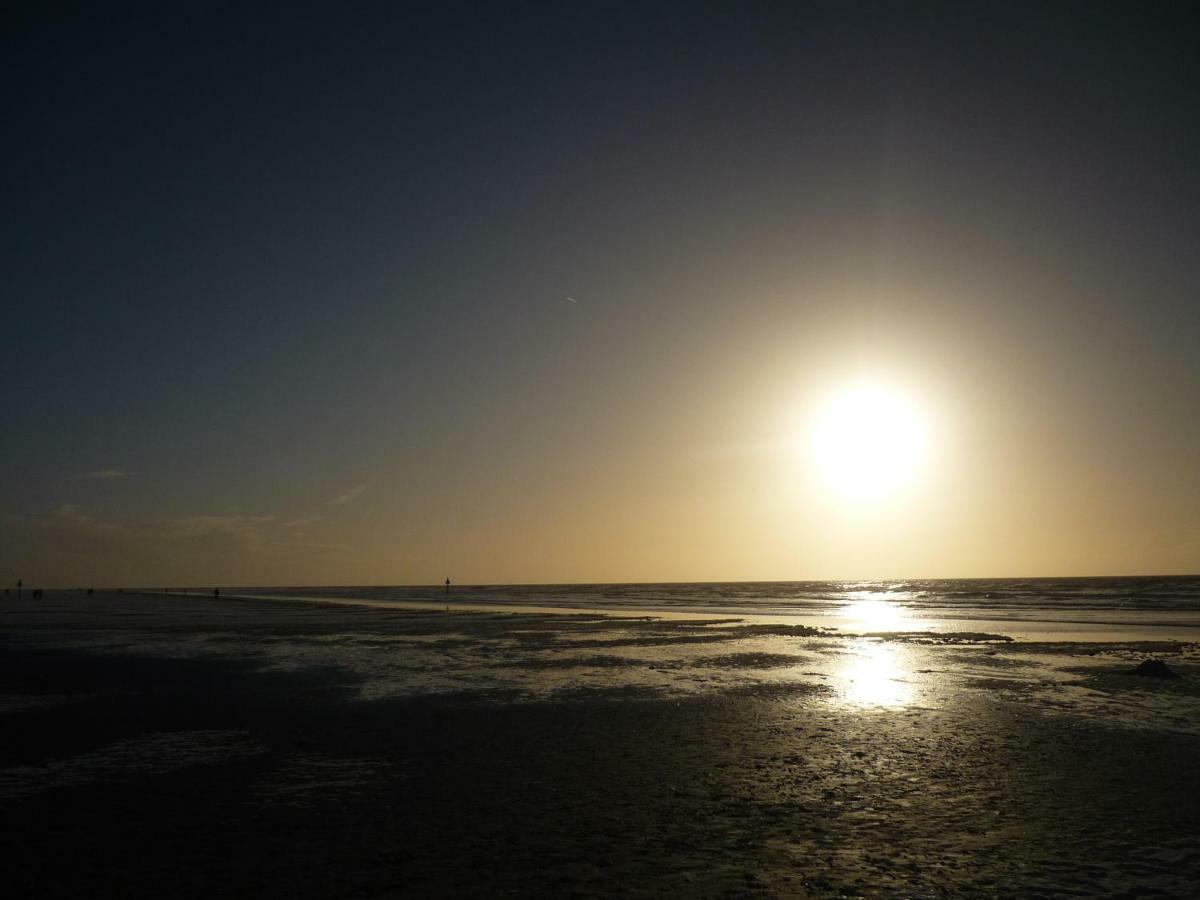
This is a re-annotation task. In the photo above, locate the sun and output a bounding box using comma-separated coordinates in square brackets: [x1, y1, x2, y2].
[809, 383, 929, 502]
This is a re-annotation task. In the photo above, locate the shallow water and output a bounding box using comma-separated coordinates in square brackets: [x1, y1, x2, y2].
[191, 576, 1200, 642]
[7, 591, 1199, 731]
[211, 575, 1200, 618]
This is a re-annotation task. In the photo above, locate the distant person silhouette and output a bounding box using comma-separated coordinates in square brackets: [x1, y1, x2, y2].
[87, 588, 94, 597]
[16, 579, 22, 600]
[445, 577, 451, 595]
[213, 588, 220, 599]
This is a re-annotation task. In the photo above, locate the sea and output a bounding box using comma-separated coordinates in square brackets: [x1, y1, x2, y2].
[219, 576, 1200, 631]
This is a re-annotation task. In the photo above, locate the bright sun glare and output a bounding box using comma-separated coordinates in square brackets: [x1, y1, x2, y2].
[810, 383, 928, 502]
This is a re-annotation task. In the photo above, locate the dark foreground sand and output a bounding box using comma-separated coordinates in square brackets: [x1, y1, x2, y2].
[3, 591, 1200, 898]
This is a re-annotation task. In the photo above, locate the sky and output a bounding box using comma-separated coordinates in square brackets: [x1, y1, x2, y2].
[3, 1, 1198, 587]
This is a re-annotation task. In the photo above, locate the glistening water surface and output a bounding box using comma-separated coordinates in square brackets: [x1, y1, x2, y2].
[192, 576, 1200, 642]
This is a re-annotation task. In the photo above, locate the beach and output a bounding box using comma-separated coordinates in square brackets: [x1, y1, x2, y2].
[4, 589, 1200, 897]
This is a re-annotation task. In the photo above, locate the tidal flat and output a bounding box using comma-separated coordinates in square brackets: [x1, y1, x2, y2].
[3, 592, 1199, 897]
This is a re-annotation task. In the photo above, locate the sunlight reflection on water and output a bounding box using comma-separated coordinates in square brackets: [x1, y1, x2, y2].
[836, 639, 914, 708]
[837, 594, 923, 633]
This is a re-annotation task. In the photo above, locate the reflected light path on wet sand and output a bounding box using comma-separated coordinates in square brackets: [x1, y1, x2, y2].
[835, 640, 915, 708]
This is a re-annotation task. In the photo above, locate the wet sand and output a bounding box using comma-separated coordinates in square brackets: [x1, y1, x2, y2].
[4, 591, 1200, 897]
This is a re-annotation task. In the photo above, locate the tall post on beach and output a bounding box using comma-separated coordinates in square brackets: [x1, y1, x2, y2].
[445, 577, 450, 595]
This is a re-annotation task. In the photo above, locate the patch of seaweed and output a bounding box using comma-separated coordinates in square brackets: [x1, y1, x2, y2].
[493, 654, 645, 670]
[720, 624, 826, 638]
[880, 632, 1014, 644]
[553, 634, 734, 650]
[694, 653, 809, 670]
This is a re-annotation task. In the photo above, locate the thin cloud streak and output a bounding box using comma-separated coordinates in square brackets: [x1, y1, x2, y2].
[283, 517, 321, 528]
[10, 505, 354, 586]
[76, 470, 130, 480]
[330, 484, 367, 506]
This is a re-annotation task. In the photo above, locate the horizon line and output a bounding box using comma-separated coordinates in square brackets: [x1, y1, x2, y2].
[23, 572, 1200, 591]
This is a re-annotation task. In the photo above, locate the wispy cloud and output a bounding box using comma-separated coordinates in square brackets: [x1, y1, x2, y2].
[283, 516, 321, 528]
[12, 505, 352, 585]
[330, 484, 366, 506]
[76, 469, 130, 480]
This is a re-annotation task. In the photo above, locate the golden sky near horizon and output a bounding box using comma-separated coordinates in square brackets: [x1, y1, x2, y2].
[15, 273, 1199, 587]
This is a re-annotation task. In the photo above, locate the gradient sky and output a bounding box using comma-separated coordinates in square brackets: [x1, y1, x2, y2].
[4, 2, 1198, 586]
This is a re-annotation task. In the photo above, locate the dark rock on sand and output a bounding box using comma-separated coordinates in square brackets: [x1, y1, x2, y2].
[1131, 659, 1178, 679]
